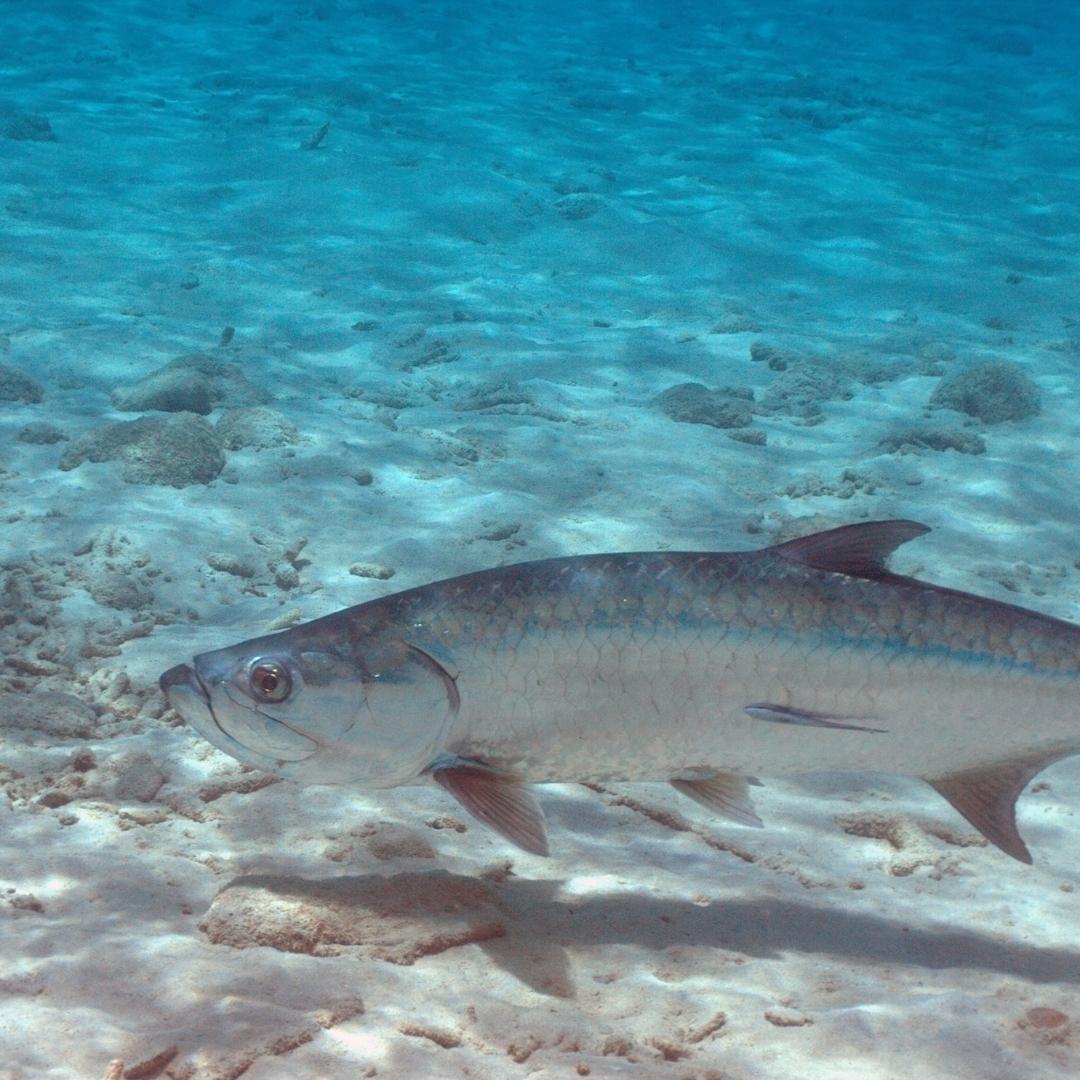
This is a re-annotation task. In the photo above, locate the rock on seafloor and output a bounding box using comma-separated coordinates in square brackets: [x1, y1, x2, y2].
[199, 871, 506, 963]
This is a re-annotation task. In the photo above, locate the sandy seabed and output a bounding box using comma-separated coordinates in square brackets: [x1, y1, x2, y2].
[3, 1, 1080, 1077]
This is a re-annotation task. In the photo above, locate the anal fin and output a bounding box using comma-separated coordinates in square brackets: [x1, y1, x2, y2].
[432, 758, 549, 856]
[926, 749, 1074, 865]
[671, 772, 764, 827]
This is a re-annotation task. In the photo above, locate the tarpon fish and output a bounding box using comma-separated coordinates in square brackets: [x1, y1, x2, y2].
[160, 521, 1080, 863]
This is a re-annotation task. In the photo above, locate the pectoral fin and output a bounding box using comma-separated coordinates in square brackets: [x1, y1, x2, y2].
[431, 758, 549, 856]
[926, 749, 1074, 864]
[671, 772, 764, 827]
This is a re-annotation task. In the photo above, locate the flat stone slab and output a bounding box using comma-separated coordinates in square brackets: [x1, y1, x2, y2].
[200, 871, 506, 964]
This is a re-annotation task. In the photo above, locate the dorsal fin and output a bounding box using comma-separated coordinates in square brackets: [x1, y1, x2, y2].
[771, 520, 930, 580]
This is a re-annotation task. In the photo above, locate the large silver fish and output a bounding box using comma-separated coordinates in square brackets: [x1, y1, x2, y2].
[160, 521, 1080, 863]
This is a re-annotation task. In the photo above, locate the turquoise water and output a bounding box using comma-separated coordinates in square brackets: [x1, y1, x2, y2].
[2, 2, 1079, 1077]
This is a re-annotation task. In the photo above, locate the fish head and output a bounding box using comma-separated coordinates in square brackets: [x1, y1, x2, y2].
[160, 625, 458, 787]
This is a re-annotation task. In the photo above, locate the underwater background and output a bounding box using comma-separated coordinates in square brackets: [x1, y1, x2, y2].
[2, 1, 1080, 1077]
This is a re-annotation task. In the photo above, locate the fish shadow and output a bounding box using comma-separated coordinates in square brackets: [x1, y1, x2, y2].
[484, 877, 1080, 995]
[207, 870, 1080, 997]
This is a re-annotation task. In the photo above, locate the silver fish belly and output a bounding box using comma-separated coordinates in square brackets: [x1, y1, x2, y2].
[160, 521, 1080, 863]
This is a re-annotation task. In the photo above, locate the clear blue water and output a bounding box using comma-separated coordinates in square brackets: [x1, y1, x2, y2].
[2, 2, 1079, 1077]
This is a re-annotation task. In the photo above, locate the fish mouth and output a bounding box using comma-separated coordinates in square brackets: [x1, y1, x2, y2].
[160, 660, 318, 770]
[159, 662, 240, 751]
[160, 663, 211, 708]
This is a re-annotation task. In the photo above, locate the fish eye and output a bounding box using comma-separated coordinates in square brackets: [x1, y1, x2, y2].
[247, 658, 292, 703]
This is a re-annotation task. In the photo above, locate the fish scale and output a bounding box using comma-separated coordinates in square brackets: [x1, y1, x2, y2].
[405, 554, 1058, 775]
[160, 521, 1080, 864]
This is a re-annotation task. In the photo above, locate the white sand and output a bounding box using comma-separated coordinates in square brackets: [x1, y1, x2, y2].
[2, 1, 1080, 1077]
